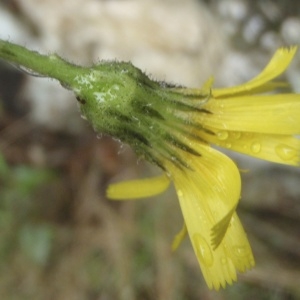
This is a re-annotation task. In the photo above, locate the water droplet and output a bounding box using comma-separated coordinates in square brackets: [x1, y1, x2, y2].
[231, 132, 241, 140]
[16, 64, 46, 77]
[221, 257, 227, 265]
[244, 132, 253, 138]
[275, 144, 297, 161]
[250, 141, 261, 154]
[233, 245, 249, 257]
[225, 143, 232, 149]
[217, 131, 229, 140]
[192, 233, 213, 267]
[177, 190, 183, 197]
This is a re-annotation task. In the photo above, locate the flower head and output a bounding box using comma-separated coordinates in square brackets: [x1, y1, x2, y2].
[105, 47, 300, 289]
[1, 40, 299, 290]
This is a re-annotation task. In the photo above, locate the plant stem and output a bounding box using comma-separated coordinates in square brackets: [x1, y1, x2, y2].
[0, 39, 82, 86]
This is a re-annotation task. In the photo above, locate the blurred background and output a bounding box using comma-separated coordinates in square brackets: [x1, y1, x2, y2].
[1, 0, 300, 299]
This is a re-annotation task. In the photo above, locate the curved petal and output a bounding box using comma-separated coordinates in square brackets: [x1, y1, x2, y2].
[106, 174, 170, 200]
[213, 47, 297, 98]
[200, 94, 300, 135]
[167, 145, 254, 289]
[171, 223, 188, 252]
[200, 129, 300, 166]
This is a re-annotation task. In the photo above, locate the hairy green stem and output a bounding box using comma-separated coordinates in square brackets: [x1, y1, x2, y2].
[0, 39, 82, 86]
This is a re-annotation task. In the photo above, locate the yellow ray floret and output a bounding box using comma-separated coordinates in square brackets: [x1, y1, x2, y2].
[171, 223, 188, 252]
[107, 174, 170, 200]
[213, 46, 297, 98]
[200, 94, 300, 135]
[106, 144, 254, 290]
[168, 145, 254, 290]
[201, 130, 300, 166]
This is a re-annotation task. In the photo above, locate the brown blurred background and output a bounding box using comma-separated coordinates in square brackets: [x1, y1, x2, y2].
[0, 0, 300, 299]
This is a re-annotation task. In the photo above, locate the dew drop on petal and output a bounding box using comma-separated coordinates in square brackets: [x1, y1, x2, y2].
[225, 143, 232, 149]
[250, 141, 261, 154]
[233, 245, 250, 257]
[217, 131, 229, 140]
[177, 189, 183, 197]
[232, 245, 255, 270]
[221, 257, 227, 265]
[231, 132, 241, 140]
[275, 144, 297, 161]
[244, 132, 253, 138]
[192, 233, 214, 267]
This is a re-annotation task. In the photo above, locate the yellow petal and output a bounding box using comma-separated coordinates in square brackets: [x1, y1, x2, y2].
[213, 46, 297, 98]
[173, 76, 214, 98]
[200, 94, 300, 135]
[210, 206, 237, 250]
[171, 223, 188, 252]
[106, 174, 170, 200]
[201, 129, 300, 166]
[224, 212, 255, 273]
[167, 145, 254, 289]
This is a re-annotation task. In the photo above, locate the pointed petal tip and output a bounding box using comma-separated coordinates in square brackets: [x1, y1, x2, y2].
[212, 45, 297, 98]
[207, 271, 238, 291]
[279, 45, 298, 55]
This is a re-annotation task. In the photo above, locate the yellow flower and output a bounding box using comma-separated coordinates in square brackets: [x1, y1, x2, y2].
[107, 47, 300, 290]
[2, 40, 299, 290]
